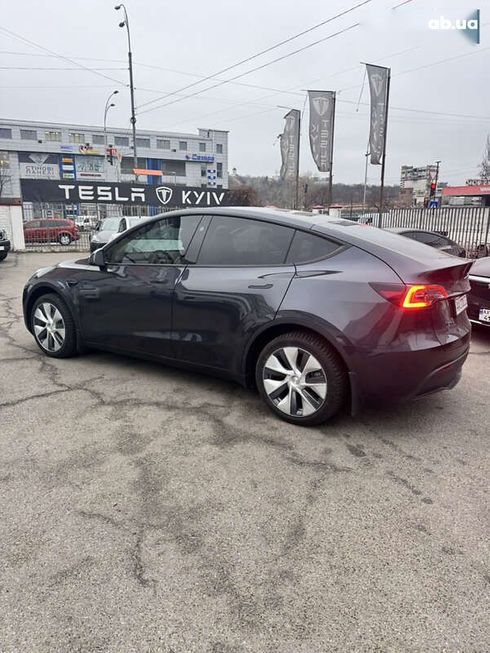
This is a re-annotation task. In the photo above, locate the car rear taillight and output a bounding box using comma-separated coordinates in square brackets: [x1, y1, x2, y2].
[401, 284, 448, 309]
[371, 283, 448, 309]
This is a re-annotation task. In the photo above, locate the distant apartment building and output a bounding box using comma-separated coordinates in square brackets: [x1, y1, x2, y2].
[400, 164, 439, 207]
[0, 118, 229, 219]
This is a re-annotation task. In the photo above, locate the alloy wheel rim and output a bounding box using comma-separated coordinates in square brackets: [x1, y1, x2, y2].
[33, 303, 65, 352]
[60, 235, 70, 245]
[263, 346, 327, 417]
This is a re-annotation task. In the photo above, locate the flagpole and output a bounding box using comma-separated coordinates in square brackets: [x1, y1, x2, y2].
[328, 92, 336, 211]
[378, 69, 391, 228]
[295, 112, 301, 210]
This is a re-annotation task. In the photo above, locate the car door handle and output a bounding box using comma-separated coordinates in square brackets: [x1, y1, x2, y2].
[150, 279, 171, 285]
[248, 283, 273, 289]
[67, 279, 78, 287]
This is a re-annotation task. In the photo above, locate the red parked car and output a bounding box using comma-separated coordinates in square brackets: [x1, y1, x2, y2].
[23, 219, 79, 246]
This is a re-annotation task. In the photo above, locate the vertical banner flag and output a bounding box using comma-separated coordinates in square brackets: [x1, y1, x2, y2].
[308, 90, 335, 172]
[366, 64, 390, 165]
[279, 109, 301, 180]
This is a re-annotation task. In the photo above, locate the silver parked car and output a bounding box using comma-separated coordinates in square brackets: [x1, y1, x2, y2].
[90, 216, 149, 253]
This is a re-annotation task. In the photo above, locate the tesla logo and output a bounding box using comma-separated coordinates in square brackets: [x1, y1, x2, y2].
[370, 73, 385, 97]
[312, 97, 330, 116]
[155, 186, 173, 205]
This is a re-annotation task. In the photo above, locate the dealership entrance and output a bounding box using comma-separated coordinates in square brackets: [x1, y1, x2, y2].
[20, 179, 235, 252]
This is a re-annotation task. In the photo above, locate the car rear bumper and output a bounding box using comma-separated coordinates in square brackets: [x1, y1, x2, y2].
[352, 334, 470, 409]
[0, 239, 11, 252]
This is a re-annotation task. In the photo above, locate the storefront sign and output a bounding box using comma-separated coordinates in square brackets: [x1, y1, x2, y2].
[75, 155, 105, 179]
[185, 153, 215, 163]
[20, 179, 233, 207]
[19, 153, 60, 180]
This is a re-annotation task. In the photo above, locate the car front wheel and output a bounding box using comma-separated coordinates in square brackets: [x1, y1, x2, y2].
[59, 233, 72, 245]
[31, 293, 77, 358]
[256, 331, 347, 426]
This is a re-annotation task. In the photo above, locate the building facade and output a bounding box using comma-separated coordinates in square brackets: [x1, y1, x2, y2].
[0, 118, 229, 219]
[400, 164, 439, 207]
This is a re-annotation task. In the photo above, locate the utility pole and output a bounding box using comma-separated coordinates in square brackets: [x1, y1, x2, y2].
[115, 4, 138, 180]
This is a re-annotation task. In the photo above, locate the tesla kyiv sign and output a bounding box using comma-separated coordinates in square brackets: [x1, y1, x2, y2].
[20, 180, 232, 207]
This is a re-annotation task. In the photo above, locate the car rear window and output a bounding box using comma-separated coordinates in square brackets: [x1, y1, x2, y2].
[286, 231, 341, 264]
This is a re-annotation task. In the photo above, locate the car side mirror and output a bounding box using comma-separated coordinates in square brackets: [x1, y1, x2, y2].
[89, 248, 106, 269]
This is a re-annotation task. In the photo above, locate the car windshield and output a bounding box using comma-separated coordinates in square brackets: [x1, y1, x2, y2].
[100, 218, 121, 232]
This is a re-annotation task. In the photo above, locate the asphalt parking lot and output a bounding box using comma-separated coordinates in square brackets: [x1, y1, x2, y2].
[1, 251, 489, 653]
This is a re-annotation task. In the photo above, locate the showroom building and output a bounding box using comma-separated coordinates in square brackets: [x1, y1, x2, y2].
[0, 118, 229, 221]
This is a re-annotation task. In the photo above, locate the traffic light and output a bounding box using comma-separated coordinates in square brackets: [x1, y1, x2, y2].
[429, 181, 437, 198]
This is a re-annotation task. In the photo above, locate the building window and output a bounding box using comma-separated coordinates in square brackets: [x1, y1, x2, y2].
[217, 162, 223, 178]
[44, 130, 61, 142]
[179, 141, 187, 151]
[0, 128, 13, 139]
[157, 139, 170, 149]
[201, 164, 207, 178]
[199, 142, 206, 153]
[20, 129, 37, 140]
[115, 136, 129, 147]
[216, 143, 223, 154]
[92, 134, 105, 145]
[135, 137, 150, 148]
[121, 157, 147, 174]
[69, 132, 85, 144]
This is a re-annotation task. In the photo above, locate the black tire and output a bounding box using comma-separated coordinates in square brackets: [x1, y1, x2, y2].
[31, 293, 78, 358]
[0, 252, 7, 261]
[255, 330, 347, 426]
[58, 232, 72, 245]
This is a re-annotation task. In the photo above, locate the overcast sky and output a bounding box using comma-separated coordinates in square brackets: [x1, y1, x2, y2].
[1, 0, 487, 185]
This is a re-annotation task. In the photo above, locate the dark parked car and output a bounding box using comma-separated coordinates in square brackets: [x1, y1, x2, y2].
[386, 228, 466, 258]
[0, 227, 11, 261]
[24, 219, 79, 246]
[467, 256, 490, 327]
[22, 208, 471, 426]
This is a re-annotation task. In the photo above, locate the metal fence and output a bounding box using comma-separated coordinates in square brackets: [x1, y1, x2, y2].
[21, 202, 169, 252]
[344, 206, 490, 258]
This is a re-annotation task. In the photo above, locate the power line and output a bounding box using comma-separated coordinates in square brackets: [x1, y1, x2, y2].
[0, 66, 126, 71]
[137, 22, 360, 117]
[0, 26, 127, 87]
[136, 0, 373, 111]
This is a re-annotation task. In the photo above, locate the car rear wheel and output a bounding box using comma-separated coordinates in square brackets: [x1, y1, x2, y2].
[256, 331, 347, 426]
[31, 293, 77, 358]
[0, 252, 7, 261]
[59, 233, 72, 245]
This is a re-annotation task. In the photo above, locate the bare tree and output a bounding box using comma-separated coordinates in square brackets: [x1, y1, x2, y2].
[0, 152, 12, 198]
[479, 135, 490, 183]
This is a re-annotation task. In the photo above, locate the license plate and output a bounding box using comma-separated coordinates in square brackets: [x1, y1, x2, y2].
[479, 308, 490, 323]
[0, 246, 4, 250]
[454, 295, 468, 315]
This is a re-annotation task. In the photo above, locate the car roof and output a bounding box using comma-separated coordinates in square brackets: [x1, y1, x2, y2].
[470, 256, 490, 277]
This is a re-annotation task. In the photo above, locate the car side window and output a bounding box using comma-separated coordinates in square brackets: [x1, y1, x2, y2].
[286, 231, 341, 264]
[197, 216, 294, 266]
[26, 220, 40, 229]
[107, 215, 202, 265]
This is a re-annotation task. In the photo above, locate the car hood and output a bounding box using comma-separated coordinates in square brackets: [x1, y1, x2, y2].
[91, 230, 118, 244]
[470, 256, 490, 278]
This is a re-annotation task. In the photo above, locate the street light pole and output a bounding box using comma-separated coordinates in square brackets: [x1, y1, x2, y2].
[103, 90, 119, 157]
[115, 4, 138, 180]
